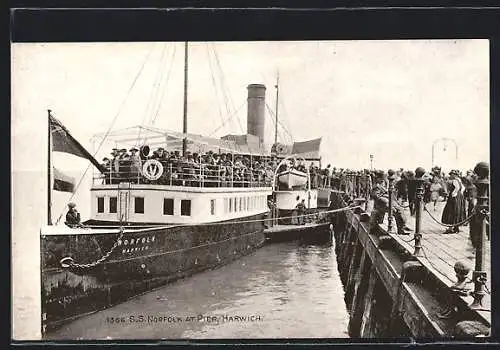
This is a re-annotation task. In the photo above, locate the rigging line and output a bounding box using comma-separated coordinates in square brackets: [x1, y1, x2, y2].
[211, 43, 244, 134]
[276, 92, 294, 142]
[206, 43, 226, 129]
[266, 100, 292, 145]
[54, 44, 155, 225]
[137, 44, 163, 141]
[151, 43, 177, 126]
[207, 100, 246, 137]
[265, 102, 286, 144]
[210, 44, 234, 132]
[267, 103, 291, 146]
[278, 119, 294, 145]
[137, 43, 169, 145]
[146, 43, 170, 127]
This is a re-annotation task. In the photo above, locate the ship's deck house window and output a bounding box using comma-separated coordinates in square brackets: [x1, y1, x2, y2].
[210, 199, 216, 215]
[109, 197, 117, 214]
[229, 198, 233, 212]
[135, 197, 144, 214]
[163, 198, 174, 215]
[181, 199, 191, 216]
[97, 197, 104, 213]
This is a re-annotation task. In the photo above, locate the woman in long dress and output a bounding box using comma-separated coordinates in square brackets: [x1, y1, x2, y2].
[441, 170, 467, 233]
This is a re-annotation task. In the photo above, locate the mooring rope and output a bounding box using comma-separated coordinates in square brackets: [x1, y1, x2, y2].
[74, 204, 361, 232]
[57, 204, 360, 269]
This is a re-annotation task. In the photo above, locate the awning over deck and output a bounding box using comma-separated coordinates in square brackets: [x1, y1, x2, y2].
[91, 125, 271, 157]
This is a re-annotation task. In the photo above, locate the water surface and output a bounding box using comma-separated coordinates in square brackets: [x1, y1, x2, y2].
[47, 242, 349, 339]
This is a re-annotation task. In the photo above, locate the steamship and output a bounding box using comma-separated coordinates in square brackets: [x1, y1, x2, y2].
[40, 43, 275, 333]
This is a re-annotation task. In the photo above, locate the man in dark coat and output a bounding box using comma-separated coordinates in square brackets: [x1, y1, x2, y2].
[296, 199, 306, 225]
[65, 202, 82, 228]
[369, 171, 411, 235]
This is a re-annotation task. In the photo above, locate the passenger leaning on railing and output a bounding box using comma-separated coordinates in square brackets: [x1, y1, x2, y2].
[129, 147, 142, 183]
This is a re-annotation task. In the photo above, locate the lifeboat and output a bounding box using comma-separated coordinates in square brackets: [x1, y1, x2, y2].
[277, 167, 308, 189]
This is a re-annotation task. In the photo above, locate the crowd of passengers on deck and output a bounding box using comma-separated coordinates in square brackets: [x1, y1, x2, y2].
[99, 146, 329, 188]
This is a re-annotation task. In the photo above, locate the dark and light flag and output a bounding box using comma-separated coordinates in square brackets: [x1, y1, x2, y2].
[53, 167, 75, 193]
[291, 138, 322, 159]
[50, 115, 107, 173]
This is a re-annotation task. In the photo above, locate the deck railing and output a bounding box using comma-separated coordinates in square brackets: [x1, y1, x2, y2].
[93, 163, 273, 188]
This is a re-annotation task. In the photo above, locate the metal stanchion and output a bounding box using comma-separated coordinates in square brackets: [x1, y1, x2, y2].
[413, 167, 425, 257]
[470, 162, 489, 309]
[387, 169, 395, 234]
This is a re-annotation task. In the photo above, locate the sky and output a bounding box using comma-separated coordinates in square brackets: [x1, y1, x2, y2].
[11, 39, 490, 219]
[12, 40, 489, 172]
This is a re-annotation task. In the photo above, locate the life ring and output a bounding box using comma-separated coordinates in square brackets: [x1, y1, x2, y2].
[142, 159, 164, 181]
[275, 143, 287, 155]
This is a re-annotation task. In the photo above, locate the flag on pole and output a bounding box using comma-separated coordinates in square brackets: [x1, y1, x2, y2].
[53, 167, 75, 193]
[50, 115, 106, 173]
[291, 138, 322, 159]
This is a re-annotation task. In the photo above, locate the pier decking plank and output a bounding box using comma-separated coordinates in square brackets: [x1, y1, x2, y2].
[376, 200, 491, 323]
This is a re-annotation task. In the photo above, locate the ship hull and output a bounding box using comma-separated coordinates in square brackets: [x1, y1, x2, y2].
[41, 213, 266, 334]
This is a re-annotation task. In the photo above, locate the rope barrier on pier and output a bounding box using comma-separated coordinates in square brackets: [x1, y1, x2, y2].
[398, 236, 415, 244]
[423, 204, 475, 228]
[395, 199, 411, 209]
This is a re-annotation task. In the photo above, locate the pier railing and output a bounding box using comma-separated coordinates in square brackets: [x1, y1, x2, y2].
[330, 163, 490, 327]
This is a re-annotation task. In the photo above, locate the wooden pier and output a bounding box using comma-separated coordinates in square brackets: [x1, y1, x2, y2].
[379, 200, 491, 322]
[330, 190, 491, 338]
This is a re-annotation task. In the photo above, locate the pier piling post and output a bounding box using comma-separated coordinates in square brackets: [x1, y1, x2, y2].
[387, 169, 395, 234]
[470, 162, 489, 309]
[413, 167, 425, 257]
[356, 172, 360, 198]
[364, 172, 371, 212]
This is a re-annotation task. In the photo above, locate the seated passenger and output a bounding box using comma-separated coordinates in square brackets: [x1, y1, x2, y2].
[65, 202, 82, 228]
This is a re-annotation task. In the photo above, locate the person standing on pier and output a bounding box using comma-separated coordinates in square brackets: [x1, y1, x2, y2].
[369, 171, 411, 235]
[441, 170, 466, 234]
[429, 175, 443, 211]
[407, 171, 416, 216]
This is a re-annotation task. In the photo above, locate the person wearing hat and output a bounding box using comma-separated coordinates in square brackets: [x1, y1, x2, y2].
[110, 149, 120, 184]
[65, 202, 82, 228]
[369, 170, 411, 235]
[101, 157, 111, 184]
[129, 147, 142, 183]
[441, 169, 466, 234]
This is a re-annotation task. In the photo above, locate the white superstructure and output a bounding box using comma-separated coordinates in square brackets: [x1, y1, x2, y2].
[90, 183, 272, 224]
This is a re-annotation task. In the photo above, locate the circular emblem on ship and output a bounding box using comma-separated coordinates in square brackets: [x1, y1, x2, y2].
[142, 159, 164, 181]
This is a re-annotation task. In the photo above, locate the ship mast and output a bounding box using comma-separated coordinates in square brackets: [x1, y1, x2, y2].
[182, 41, 188, 156]
[274, 71, 279, 145]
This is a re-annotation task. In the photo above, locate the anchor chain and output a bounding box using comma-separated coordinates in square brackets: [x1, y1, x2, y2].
[60, 227, 124, 270]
